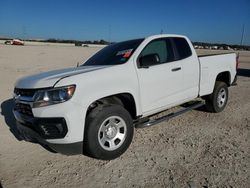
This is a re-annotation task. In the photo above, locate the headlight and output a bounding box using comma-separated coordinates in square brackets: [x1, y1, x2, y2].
[33, 85, 76, 108]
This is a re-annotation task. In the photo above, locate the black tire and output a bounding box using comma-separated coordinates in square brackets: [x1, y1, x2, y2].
[205, 81, 228, 113]
[83, 105, 134, 160]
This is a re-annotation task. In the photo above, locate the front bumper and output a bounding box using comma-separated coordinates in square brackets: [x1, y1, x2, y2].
[13, 110, 83, 155]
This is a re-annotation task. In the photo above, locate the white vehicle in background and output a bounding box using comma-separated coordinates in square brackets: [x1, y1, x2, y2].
[12, 39, 24, 45]
[12, 34, 238, 160]
[4, 39, 24, 45]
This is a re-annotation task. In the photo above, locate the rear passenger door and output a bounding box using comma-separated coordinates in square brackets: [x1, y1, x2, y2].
[172, 37, 199, 101]
[136, 38, 185, 114]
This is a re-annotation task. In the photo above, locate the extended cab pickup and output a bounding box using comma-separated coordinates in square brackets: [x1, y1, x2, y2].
[13, 34, 238, 159]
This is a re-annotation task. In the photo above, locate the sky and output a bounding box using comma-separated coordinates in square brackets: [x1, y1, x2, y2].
[0, 0, 250, 45]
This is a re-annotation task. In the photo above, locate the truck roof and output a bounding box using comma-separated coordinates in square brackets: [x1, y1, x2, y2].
[145, 34, 187, 41]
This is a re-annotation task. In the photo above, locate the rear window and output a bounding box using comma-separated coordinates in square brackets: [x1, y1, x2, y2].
[173, 37, 192, 60]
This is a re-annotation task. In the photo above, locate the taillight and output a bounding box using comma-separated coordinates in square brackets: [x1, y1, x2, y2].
[236, 53, 239, 70]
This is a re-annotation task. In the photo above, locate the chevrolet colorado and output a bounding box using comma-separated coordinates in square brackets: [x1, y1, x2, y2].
[13, 34, 238, 160]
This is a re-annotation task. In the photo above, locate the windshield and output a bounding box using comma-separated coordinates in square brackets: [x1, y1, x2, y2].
[82, 38, 144, 66]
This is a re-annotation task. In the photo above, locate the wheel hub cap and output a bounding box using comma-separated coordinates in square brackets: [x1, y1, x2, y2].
[217, 88, 226, 108]
[98, 116, 127, 151]
[105, 126, 117, 139]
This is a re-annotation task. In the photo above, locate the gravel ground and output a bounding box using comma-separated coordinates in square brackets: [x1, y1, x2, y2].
[0, 45, 249, 188]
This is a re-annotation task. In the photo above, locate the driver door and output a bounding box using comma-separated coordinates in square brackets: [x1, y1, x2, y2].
[136, 38, 184, 114]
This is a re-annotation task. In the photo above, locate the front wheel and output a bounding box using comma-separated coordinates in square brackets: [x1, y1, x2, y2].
[84, 105, 134, 160]
[205, 81, 229, 113]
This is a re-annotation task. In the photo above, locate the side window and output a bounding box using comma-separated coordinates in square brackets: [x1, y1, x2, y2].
[140, 39, 174, 64]
[173, 37, 192, 60]
[141, 40, 167, 63]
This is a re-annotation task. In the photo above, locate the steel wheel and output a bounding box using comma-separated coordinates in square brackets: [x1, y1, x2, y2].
[98, 116, 127, 151]
[205, 81, 228, 113]
[217, 88, 227, 108]
[84, 105, 133, 160]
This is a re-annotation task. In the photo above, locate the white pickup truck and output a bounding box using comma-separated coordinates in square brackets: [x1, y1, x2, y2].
[13, 34, 238, 160]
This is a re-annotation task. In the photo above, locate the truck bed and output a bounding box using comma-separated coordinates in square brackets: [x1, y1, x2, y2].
[198, 52, 237, 96]
[198, 52, 236, 58]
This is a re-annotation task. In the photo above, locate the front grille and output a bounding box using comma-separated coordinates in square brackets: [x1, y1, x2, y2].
[14, 88, 37, 97]
[13, 88, 36, 117]
[15, 103, 33, 117]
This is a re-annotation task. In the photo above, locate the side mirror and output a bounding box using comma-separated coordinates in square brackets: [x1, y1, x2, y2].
[138, 53, 160, 68]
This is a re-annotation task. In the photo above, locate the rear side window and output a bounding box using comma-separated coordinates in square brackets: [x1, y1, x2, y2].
[173, 37, 192, 60]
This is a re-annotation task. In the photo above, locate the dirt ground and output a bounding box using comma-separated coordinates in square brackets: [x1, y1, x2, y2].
[0, 44, 249, 188]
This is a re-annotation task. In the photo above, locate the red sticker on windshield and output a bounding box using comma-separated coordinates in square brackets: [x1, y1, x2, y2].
[123, 51, 132, 58]
[116, 49, 133, 58]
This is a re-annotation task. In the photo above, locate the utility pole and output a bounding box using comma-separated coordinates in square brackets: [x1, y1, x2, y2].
[240, 24, 245, 46]
[22, 26, 27, 40]
[108, 25, 111, 44]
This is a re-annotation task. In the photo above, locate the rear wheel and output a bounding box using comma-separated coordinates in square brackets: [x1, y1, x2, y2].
[84, 105, 134, 160]
[205, 81, 228, 113]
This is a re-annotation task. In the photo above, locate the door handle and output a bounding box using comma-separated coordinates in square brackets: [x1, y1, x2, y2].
[171, 67, 181, 72]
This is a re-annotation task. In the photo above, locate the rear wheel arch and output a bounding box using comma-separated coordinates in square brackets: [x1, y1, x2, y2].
[215, 71, 231, 86]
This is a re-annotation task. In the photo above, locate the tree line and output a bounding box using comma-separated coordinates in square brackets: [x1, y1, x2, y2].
[193, 42, 250, 51]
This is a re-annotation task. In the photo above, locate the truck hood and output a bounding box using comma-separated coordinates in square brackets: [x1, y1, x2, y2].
[15, 65, 109, 89]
